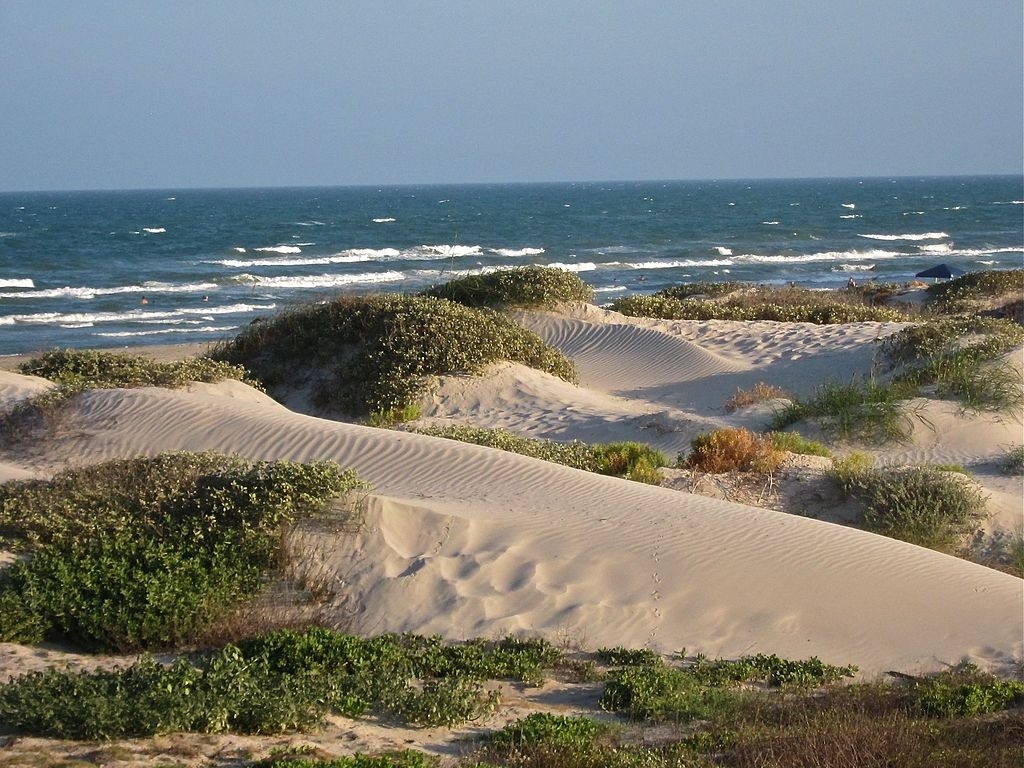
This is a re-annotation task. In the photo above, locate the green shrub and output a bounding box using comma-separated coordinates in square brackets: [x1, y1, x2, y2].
[590, 441, 667, 484]
[926, 268, 1024, 303]
[0, 453, 364, 650]
[658, 281, 743, 300]
[0, 630, 563, 738]
[485, 712, 604, 750]
[419, 265, 594, 308]
[211, 294, 577, 417]
[595, 646, 664, 667]
[829, 464, 987, 552]
[610, 285, 906, 324]
[411, 426, 667, 483]
[17, 348, 257, 393]
[1002, 445, 1024, 475]
[252, 753, 436, 768]
[411, 425, 595, 471]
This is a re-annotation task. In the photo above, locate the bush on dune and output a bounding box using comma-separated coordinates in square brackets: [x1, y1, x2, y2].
[411, 425, 667, 484]
[0, 452, 364, 651]
[210, 294, 577, 419]
[419, 265, 594, 308]
[610, 284, 907, 324]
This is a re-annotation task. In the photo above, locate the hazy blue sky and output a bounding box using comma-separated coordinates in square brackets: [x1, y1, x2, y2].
[2, 1, 1022, 191]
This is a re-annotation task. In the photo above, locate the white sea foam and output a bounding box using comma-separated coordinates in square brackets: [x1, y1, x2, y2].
[859, 232, 949, 241]
[490, 247, 545, 257]
[373, 217, 396, 223]
[211, 247, 402, 268]
[918, 243, 953, 254]
[841, 203, 856, 209]
[834, 264, 877, 272]
[739, 249, 899, 264]
[232, 271, 404, 289]
[839, 214, 862, 219]
[902, 211, 925, 216]
[295, 221, 326, 226]
[545, 262, 596, 272]
[762, 221, 780, 225]
[142, 227, 166, 234]
[96, 325, 238, 338]
[714, 247, 733, 256]
[4, 303, 277, 327]
[254, 245, 302, 254]
[0, 279, 34, 288]
[420, 244, 483, 258]
[0, 281, 218, 300]
[623, 259, 734, 270]
[593, 285, 628, 293]
[233, 247, 247, 253]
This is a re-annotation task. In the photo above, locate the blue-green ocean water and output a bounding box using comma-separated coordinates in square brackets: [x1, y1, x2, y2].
[1, 176, 1021, 355]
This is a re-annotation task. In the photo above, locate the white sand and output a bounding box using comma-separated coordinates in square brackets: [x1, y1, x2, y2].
[0, 305, 1021, 762]
[2, 305, 1020, 673]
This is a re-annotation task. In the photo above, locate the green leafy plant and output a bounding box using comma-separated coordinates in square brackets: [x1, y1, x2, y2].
[0, 453, 364, 650]
[411, 426, 667, 483]
[610, 284, 907, 324]
[210, 294, 577, 417]
[419, 265, 594, 308]
[768, 431, 832, 458]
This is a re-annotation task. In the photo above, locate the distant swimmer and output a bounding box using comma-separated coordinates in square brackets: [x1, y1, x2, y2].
[202, 295, 209, 302]
[140, 295, 149, 304]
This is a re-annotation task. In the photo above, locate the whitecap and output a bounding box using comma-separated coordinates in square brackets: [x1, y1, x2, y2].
[0, 278, 33, 288]
[841, 203, 856, 209]
[419, 244, 483, 259]
[544, 262, 596, 272]
[762, 221, 780, 225]
[902, 211, 925, 216]
[373, 217, 396, 223]
[254, 245, 302, 254]
[839, 214, 862, 219]
[0, 281, 218, 300]
[714, 247, 733, 256]
[232, 271, 404, 289]
[918, 243, 953, 254]
[233, 247, 247, 253]
[96, 325, 239, 338]
[490, 247, 545, 257]
[142, 227, 166, 234]
[858, 232, 949, 241]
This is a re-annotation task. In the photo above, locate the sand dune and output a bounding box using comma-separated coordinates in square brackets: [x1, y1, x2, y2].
[0, 309, 1021, 684]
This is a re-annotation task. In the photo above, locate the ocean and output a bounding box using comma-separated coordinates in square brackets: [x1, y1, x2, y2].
[1, 176, 1021, 356]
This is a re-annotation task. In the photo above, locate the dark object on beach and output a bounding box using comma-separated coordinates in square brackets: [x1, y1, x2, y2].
[915, 264, 967, 280]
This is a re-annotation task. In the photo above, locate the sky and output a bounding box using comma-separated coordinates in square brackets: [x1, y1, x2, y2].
[1, 1, 1022, 191]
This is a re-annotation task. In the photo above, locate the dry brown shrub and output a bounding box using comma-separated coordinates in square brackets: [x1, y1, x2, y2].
[687, 428, 784, 474]
[724, 382, 789, 412]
